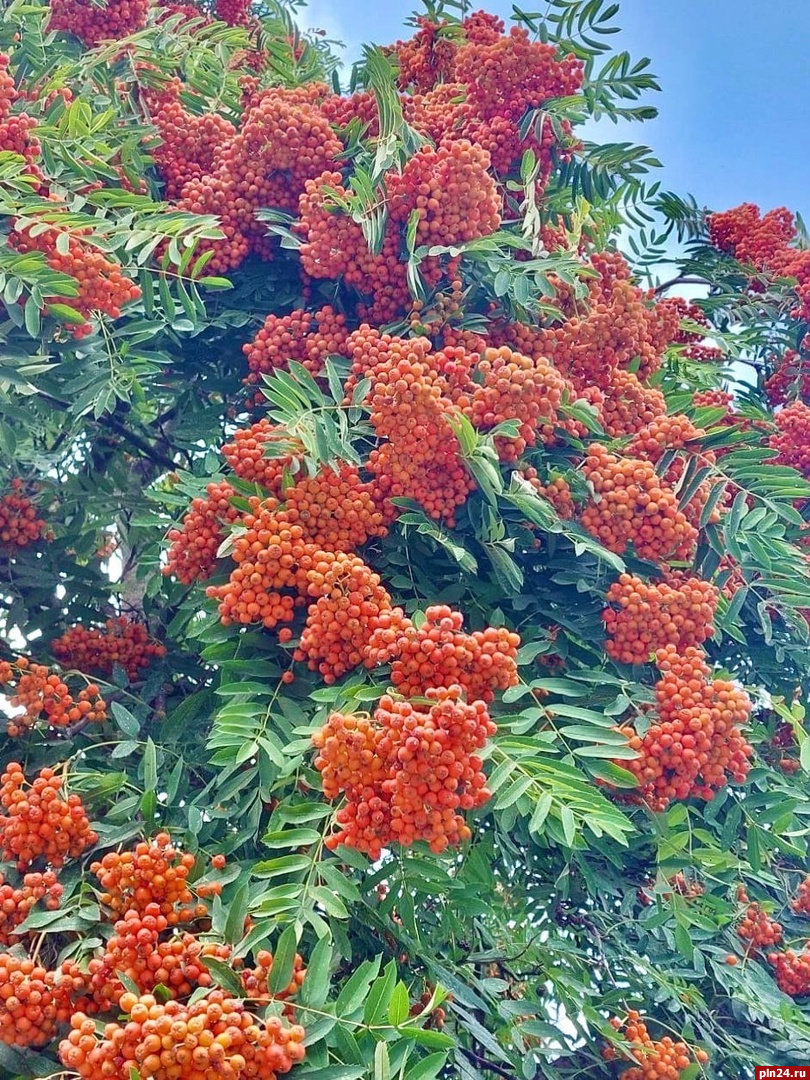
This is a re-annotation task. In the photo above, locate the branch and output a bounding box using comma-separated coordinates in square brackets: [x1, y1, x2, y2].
[35, 390, 178, 471]
[653, 275, 710, 296]
[459, 1049, 515, 1078]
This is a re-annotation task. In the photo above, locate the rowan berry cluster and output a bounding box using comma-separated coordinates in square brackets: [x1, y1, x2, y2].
[736, 902, 783, 952]
[242, 305, 348, 388]
[603, 573, 718, 666]
[790, 875, 810, 916]
[0, 763, 97, 871]
[0, 480, 48, 548]
[91, 833, 202, 922]
[145, 80, 236, 200]
[616, 645, 752, 810]
[458, 345, 567, 461]
[313, 685, 496, 857]
[0, 953, 72, 1047]
[52, 616, 166, 683]
[388, 15, 459, 92]
[604, 1011, 708, 1078]
[293, 551, 394, 683]
[768, 948, 810, 997]
[48, 0, 150, 45]
[59, 989, 306, 1078]
[87, 904, 232, 1007]
[521, 468, 576, 519]
[364, 604, 519, 703]
[769, 400, 810, 477]
[0, 870, 62, 946]
[579, 445, 697, 563]
[214, 0, 252, 26]
[10, 221, 141, 338]
[0, 657, 107, 736]
[240, 948, 306, 1003]
[176, 86, 342, 273]
[709, 202, 810, 321]
[599, 370, 667, 438]
[164, 480, 243, 585]
[351, 326, 475, 525]
[220, 420, 304, 494]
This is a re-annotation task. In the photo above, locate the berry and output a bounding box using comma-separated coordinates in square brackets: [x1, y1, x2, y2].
[0, 763, 97, 871]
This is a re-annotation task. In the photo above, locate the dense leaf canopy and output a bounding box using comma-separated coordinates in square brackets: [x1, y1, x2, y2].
[0, 1, 809, 1078]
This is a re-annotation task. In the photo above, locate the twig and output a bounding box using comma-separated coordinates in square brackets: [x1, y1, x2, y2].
[460, 1048, 516, 1078]
[652, 275, 710, 296]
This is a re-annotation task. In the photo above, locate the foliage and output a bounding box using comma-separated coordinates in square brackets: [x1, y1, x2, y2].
[0, 1, 808, 1079]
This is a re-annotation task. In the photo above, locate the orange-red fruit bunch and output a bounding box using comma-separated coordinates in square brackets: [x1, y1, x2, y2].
[52, 616, 166, 682]
[275, 463, 387, 552]
[736, 902, 783, 952]
[0, 657, 107, 736]
[59, 990, 306, 1078]
[768, 948, 810, 998]
[221, 420, 304, 495]
[294, 552, 394, 684]
[604, 1011, 708, 1078]
[0, 763, 97, 871]
[352, 327, 474, 525]
[49, 0, 150, 45]
[0, 953, 73, 1048]
[599, 370, 666, 438]
[616, 645, 752, 810]
[87, 903, 231, 1007]
[0, 481, 48, 548]
[521, 468, 576, 519]
[240, 948, 306, 1004]
[0, 870, 62, 946]
[603, 573, 718, 666]
[146, 81, 236, 200]
[10, 223, 141, 338]
[242, 305, 348, 388]
[313, 685, 496, 858]
[708, 202, 796, 268]
[579, 445, 697, 563]
[769, 400, 810, 478]
[790, 874, 810, 916]
[387, 140, 501, 249]
[365, 604, 520, 703]
[164, 480, 242, 584]
[459, 345, 567, 461]
[91, 833, 201, 922]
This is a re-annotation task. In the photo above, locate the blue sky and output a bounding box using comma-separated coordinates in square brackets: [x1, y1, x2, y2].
[302, 0, 810, 222]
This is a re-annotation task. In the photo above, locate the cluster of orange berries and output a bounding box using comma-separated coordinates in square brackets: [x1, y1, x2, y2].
[0, 656, 108, 736]
[521, 468, 577, 519]
[242, 305, 348, 389]
[48, 0, 150, 45]
[313, 685, 496, 857]
[87, 903, 232, 1008]
[220, 420, 304, 494]
[736, 901, 783, 953]
[60, 989, 306, 1078]
[0, 953, 74, 1048]
[52, 616, 166, 682]
[292, 551, 394, 684]
[10, 221, 140, 338]
[0, 763, 97, 871]
[459, 345, 567, 461]
[365, 604, 520, 703]
[768, 948, 810, 998]
[176, 85, 342, 273]
[709, 202, 810, 321]
[599, 370, 666, 439]
[164, 480, 242, 584]
[144, 79, 236, 200]
[604, 1011, 708, 1078]
[603, 573, 718, 666]
[616, 645, 752, 810]
[0, 480, 48, 548]
[0, 869, 62, 945]
[769, 400, 810, 478]
[90, 833, 206, 922]
[580, 445, 697, 563]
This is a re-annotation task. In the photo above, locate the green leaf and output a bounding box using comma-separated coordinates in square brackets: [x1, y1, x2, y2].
[268, 924, 299, 995]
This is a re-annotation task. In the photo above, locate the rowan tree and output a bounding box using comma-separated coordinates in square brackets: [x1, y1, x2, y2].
[0, 1, 808, 1078]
